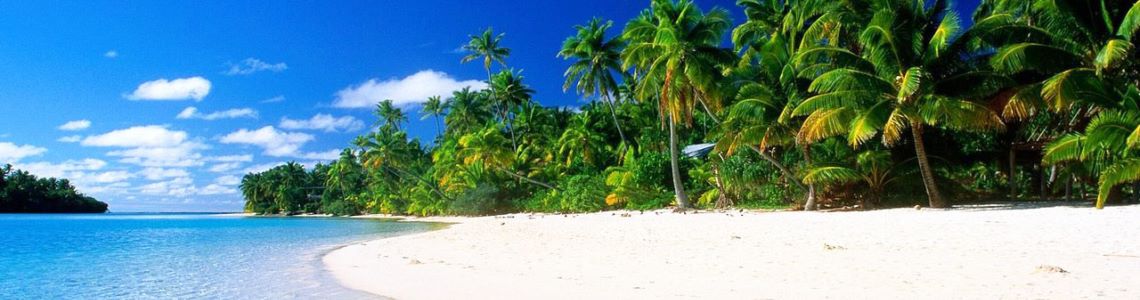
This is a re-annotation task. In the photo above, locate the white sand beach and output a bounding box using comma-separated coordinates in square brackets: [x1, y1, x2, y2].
[324, 204, 1140, 299]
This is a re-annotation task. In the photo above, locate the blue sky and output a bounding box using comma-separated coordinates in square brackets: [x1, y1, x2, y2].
[0, 0, 980, 212]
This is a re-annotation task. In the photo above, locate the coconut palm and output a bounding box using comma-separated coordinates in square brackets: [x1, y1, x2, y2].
[461, 27, 511, 81]
[374, 99, 407, 131]
[421, 95, 446, 138]
[557, 111, 607, 168]
[621, 0, 736, 208]
[489, 69, 534, 150]
[444, 87, 494, 135]
[559, 18, 631, 145]
[458, 125, 557, 190]
[791, 0, 1007, 208]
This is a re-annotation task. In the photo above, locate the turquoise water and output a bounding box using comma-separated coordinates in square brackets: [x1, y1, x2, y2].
[0, 214, 439, 299]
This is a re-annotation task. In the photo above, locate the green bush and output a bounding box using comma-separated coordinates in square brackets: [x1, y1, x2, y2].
[525, 174, 607, 213]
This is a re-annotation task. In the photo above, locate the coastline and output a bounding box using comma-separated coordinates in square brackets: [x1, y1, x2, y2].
[324, 204, 1140, 299]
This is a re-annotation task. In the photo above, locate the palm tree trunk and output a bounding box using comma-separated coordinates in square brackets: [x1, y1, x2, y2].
[1009, 147, 1017, 200]
[668, 114, 691, 209]
[911, 123, 946, 208]
[494, 166, 558, 190]
[385, 166, 452, 201]
[802, 144, 817, 211]
[603, 93, 630, 145]
[749, 145, 808, 191]
[712, 154, 731, 209]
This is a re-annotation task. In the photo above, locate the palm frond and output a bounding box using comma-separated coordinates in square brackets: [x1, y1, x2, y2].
[802, 165, 861, 185]
[1096, 158, 1140, 209]
[1094, 38, 1133, 73]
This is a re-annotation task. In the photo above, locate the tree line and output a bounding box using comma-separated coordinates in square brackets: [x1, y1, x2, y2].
[0, 164, 109, 213]
[242, 0, 1140, 216]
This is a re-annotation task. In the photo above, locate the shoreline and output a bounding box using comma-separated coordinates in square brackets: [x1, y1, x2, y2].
[324, 204, 1140, 299]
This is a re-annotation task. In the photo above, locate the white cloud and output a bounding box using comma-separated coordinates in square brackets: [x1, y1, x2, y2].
[176, 107, 258, 120]
[126, 77, 211, 101]
[260, 95, 285, 103]
[332, 70, 485, 108]
[300, 149, 341, 161]
[208, 162, 243, 173]
[82, 126, 187, 148]
[82, 126, 207, 167]
[279, 114, 364, 132]
[13, 159, 106, 179]
[104, 50, 118, 58]
[225, 58, 287, 75]
[58, 135, 82, 143]
[58, 120, 92, 131]
[219, 126, 313, 157]
[209, 155, 253, 162]
[138, 177, 195, 197]
[215, 175, 242, 186]
[139, 168, 190, 181]
[199, 184, 238, 195]
[92, 171, 135, 183]
[0, 142, 47, 163]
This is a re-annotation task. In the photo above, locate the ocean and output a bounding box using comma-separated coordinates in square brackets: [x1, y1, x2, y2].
[0, 213, 440, 299]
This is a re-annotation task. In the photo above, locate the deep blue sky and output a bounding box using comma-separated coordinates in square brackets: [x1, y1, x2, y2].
[0, 0, 980, 212]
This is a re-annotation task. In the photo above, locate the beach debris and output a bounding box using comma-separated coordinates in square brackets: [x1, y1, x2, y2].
[620, 213, 632, 217]
[500, 222, 505, 226]
[914, 205, 922, 210]
[1035, 265, 1068, 274]
[409, 259, 423, 265]
[823, 243, 847, 251]
[731, 235, 742, 240]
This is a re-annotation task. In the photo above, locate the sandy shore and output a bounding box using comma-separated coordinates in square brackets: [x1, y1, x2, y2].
[324, 204, 1140, 299]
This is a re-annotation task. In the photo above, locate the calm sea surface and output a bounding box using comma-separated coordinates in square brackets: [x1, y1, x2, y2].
[0, 213, 440, 299]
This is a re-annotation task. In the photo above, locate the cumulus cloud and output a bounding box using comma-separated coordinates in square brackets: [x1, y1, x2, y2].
[11, 159, 130, 195]
[126, 77, 211, 101]
[332, 70, 485, 108]
[207, 162, 243, 173]
[208, 155, 253, 162]
[139, 168, 190, 181]
[279, 114, 364, 132]
[81, 126, 206, 167]
[104, 50, 118, 58]
[12, 159, 106, 178]
[176, 107, 258, 120]
[0, 142, 47, 163]
[219, 126, 313, 157]
[58, 120, 92, 131]
[58, 135, 82, 143]
[81, 126, 187, 148]
[214, 175, 242, 186]
[299, 149, 341, 161]
[92, 171, 135, 183]
[241, 162, 285, 174]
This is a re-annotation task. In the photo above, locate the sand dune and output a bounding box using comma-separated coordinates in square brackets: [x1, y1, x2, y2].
[325, 204, 1140, 299]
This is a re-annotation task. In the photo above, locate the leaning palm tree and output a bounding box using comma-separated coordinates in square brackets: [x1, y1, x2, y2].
[792, 0, 1007, 208]
[621, 0, 736, 209]
[559, 18, 631, 145]
[461, 27, 511, 82]
[421, 95, 446, 138]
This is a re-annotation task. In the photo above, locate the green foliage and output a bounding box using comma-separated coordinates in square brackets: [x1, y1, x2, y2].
[525, 174, 608, 213]
[0, 164, 108, 213]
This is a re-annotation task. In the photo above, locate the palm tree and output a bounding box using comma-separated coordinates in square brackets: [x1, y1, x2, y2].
[1043, 110, 1140, 208]
[621, 0, 735, 209]
[981, 0, 1140, 208]
[374, 99, 407, 131]
[458, 125, 557, 190]
[559, 18, 631, 145]
[360, 130, 451, 200]
[557, 111, 607, 168]
[792, 0, 1007, 208]
[421, 95, 446, 138]
[489, 69, 534, 150]
[461, 27, 511, 82]
[445, 87, 494, 136]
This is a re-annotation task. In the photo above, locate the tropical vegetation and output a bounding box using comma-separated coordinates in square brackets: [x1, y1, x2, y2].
[242, 0, 1140, 216]
[0, 164, 109, 213]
